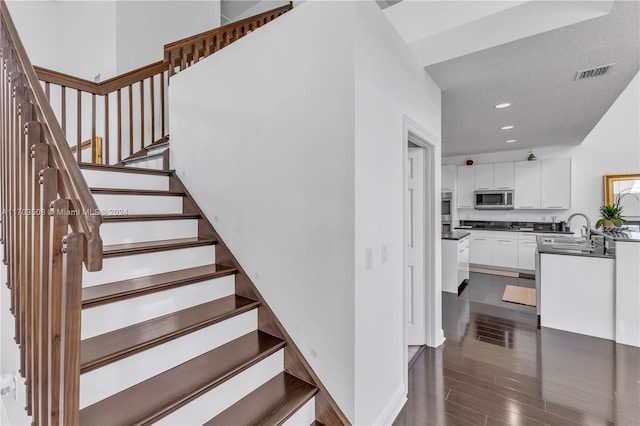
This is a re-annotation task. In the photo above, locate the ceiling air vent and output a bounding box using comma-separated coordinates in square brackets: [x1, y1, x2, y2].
[574, 63, 615, 81]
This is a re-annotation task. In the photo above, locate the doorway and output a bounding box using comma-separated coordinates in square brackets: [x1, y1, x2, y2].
[402, 115, 444, 392]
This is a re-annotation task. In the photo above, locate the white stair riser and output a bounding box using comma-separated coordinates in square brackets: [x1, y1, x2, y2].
[146, 145, 169, 155]
[82, 275, 235, 339]
[125, 155, 165, 170]
[101, 220, 198, 245]
[79, 310, 258, 409]
[283, 397, 316, 426]
[83, 245, 215, 287]
[93, 194, 183, 215]
[82, 169, 169, 191]
[155, 350, 284, 425]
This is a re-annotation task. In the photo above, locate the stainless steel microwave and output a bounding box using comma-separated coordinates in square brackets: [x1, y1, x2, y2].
[474, 190, 514, 210]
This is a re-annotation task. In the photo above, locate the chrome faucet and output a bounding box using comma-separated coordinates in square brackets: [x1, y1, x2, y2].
[567, 213, 592, 240]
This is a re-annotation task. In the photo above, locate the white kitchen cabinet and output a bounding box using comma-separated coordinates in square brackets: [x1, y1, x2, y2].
[474, 164, 493, 190]
[518, 239, 538, 270]
[493, 162, 514, 190]
[469, 235, 492, 265]
[442, 236, 470, 293]
[442, 165, 456, 191]
[514, 161, 541, 209]
[457, 166, 475, 209]
[540, 158, 571, 209]
[492, 237, 518, 268]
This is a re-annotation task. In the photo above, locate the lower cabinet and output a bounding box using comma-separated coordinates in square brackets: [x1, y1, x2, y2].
[469, 236, 492, 265]
[442, 236, 470, 293]
[518, 239, 538, 271]
[492, 237, 519, 268]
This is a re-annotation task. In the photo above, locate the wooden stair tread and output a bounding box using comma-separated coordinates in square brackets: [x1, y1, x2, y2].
[103, 237, 217, 257]
[205, 372, 317, 426]
[82, 264, 237, 308]
[79, 162, 173, 175]
[81, 295, 259, 373]
[102, 213, 199, 222]
[79, 331, 284, 425]
[90, 187, 184, 196]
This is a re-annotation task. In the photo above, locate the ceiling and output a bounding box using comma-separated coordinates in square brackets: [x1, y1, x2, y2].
[385, 0, 639, 157]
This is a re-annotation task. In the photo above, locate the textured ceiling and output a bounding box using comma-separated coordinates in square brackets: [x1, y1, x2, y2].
[426, 0, 639, 157]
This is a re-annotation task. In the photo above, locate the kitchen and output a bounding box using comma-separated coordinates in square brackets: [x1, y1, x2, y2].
[430, 0, 639, 349]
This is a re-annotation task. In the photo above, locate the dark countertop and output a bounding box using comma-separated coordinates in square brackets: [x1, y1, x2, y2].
[458, 220, 574, 234]
[455, 226, 572, 235]
[442, 231, 471, 241]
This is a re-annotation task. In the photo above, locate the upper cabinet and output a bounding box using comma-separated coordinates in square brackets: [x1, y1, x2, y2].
[493, 162, 515, 190]
[474, 162, 514, 190]
[442, 165, 456, 192]
[457, 165, 475, 209]
[540, 158, 571, 209]
[514, 161, 541, 209]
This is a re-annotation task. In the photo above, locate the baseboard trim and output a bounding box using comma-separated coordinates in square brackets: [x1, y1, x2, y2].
[373, 384, 407, 426]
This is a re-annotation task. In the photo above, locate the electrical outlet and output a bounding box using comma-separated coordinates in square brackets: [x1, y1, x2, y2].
[365, 248, 373, 270]
[381, 244, 388, 263]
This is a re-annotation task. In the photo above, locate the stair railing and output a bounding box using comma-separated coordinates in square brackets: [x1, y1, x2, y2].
[164, 2, 293, 75]
[0, 1, 102, 425]
[34, 61, 170, 165]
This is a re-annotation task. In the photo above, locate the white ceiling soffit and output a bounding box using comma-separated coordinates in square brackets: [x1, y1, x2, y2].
[385, 1, 614, 67]
[427, 0, 639, 157]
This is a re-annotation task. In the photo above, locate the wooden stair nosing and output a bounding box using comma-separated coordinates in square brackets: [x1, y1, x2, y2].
[205, 372, 318, 426]
[80, 295, 259, 373]
[82, 263, 237, 309]
[90, 187, 184, 196]
[102, 213, 200, 222]
[79, 331, 285, 426]
[102, 237, 217, 258]
[79, 162, 173, 175]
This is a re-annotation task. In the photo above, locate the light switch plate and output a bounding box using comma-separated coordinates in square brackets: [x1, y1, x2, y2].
[381, 244, 388, 263]
[365, 248, 373, 270]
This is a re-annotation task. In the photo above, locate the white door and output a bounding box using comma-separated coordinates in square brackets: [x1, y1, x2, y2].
[407, 147, 426, 345]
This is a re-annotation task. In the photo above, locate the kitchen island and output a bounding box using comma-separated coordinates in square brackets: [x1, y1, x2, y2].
[537, 231, 640, 346]
[442, 231, 470, 294]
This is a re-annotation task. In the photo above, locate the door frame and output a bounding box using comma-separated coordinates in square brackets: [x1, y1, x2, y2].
[402, 115, 444, 391]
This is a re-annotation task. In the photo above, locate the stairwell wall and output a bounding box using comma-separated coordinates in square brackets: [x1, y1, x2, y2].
[169, 1, 357, 421]
[354, 2, 442, 424]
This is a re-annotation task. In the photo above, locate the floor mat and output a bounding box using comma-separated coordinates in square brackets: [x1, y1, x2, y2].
[502, 285, 536, 306]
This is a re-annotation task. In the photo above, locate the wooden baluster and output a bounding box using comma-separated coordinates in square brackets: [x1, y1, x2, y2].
[18, 101, 35, 415]
[39, 166, 57, 426]
[139, 80, 144, 150]
[76, 90, 81, 163]
[59, 232, 83, 426]
[104, 95, 109, 164]
[31, 142, 49, 426]
[128, 85, 133, 157]
[150, 76, 155, 143]
[204, 38, 211, 57]
[61, 86, 66, 135]
[117, 89, 122, 162]
[44, 82, 50, 99]
[91, 93, 96, 164]
[24, 120, 42, 422]
[160, 72, 165, 137]
[192, 42, 199, 64]
[48, 197, 70, 426]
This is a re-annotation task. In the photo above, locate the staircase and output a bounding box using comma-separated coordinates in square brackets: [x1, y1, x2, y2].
[0, 0, 348, 424]
[76, 162, 318, 424]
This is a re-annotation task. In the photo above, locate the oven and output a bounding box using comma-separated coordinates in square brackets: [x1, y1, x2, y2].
[442, 192, 453, 232]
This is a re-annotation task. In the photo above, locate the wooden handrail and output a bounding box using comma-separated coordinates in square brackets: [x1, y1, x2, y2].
[164, 2, 293, 75]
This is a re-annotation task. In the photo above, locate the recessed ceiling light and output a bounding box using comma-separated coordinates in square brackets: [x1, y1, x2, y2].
[501, 125, 514, 130]
[506, 139, 517, 143]
[494, 103, 511, 109]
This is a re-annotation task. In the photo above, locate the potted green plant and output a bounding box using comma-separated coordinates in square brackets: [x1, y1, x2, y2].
[596, 204, 625, 228]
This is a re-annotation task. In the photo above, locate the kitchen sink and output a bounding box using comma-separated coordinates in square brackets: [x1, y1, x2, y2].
[539, 236, 596, 251]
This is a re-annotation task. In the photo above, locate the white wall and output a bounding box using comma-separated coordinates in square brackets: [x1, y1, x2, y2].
[115, 1, 220, 74]
[169, 2, 356, 420]
[354, 2, 441, 424]
[444, 71, 640, 227]
[5, 1, 57, 69]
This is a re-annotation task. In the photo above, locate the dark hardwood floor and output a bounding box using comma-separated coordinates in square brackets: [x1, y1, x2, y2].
[395, 272, 640, 426]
